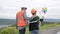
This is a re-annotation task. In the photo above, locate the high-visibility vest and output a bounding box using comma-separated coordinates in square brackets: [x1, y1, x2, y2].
[16, 11, 26, 27]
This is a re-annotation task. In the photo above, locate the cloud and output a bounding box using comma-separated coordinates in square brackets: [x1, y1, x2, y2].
[0, 0, 60, 19]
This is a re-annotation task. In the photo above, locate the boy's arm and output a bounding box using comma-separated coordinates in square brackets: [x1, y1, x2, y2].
[29, 16, 40, 23]
[29, 19, 40, 23]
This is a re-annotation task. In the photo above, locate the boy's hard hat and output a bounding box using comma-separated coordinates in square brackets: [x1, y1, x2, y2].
[31, 8, 36, 14]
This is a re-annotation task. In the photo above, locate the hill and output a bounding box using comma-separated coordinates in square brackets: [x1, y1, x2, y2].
[0, 19, 16, 25]
[0, 18, 60, 25]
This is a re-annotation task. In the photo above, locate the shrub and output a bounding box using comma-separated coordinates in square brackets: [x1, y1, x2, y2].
[0, 27, 18, 34]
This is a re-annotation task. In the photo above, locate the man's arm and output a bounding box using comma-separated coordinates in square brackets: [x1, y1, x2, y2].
[16, 14, 18, 29]
[23, 12, 34, 20]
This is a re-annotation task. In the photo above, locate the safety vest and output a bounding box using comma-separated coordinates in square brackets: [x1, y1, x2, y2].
[16, 11, 26, 27]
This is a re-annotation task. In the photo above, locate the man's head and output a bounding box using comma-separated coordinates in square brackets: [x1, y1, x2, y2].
[31, 8, 37, 15]
[21, 7, 27, 12]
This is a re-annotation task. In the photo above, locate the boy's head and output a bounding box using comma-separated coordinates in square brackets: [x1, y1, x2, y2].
[31, 8, 36, 15]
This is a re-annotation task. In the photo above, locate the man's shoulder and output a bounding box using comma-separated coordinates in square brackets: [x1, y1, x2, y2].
[17, 11, 23, 15]
[17, 11, 22, 13]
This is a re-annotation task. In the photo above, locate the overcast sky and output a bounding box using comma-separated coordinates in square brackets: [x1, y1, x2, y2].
[0, 0, 60, 19]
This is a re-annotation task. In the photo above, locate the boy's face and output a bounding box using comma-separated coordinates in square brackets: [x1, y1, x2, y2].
[32, 13, 36, 16]
[31, 11, 36, 15]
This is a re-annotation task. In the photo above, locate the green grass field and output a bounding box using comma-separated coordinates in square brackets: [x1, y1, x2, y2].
[0, 22, 60, 34]
[41, 22, 60, 30]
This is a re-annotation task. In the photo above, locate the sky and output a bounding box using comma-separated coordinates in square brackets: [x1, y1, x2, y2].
[0, 0, 60, 19]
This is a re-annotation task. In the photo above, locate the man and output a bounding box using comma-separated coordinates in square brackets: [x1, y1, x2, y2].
[16, 7, 27, 34]
[29, 8, 40, 34]
[40, 16, 44, 26]
[39, 10, 44, 26]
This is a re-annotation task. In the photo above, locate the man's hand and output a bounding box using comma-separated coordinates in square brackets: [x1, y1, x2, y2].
[16, 26, 18, 30]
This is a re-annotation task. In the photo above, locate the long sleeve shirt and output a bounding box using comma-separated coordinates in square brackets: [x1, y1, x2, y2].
[23, 12, 34, 21]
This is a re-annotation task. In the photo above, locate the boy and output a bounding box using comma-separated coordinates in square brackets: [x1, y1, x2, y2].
[29, 8, 40, 34]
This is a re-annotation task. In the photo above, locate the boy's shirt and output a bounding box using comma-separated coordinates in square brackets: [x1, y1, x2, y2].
[29, 16, 40, 31]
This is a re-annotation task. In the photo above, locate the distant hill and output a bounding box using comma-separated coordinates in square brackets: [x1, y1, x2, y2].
[44, 18, 60, 22]
[0, 19, 16, 25]
[0, 18, 60, 25]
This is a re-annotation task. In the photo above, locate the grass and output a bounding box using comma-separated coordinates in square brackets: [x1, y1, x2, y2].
[0, 22, 60, 34]
[40, 22, 60, 30]
[0, 27, 18, 34]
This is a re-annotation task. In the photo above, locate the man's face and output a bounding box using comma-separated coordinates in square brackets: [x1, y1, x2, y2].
[21, 7, 27, 13]
[24, 8, 27, 12]
[24, 9, 26, 12]
[23, 9, 27, 13]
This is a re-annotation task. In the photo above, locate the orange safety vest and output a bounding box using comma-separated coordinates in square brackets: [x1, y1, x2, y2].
[16, 11, 26, 27]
